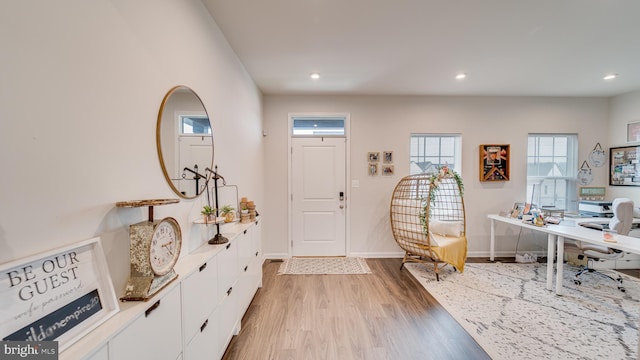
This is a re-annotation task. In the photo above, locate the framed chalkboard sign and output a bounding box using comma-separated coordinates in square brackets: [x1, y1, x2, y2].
[0, 237, 119, 352]
[610, 145, 640, 186]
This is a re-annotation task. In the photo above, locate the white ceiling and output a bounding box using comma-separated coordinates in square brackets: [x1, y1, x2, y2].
[202, 0, 640, 97]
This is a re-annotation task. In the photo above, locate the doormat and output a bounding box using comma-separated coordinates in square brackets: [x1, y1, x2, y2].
[277, 257, 372, 275]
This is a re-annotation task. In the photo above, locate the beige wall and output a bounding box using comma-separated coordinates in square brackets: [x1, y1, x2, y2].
[264, 95, 610, 258]
[0, 1, 264, 293]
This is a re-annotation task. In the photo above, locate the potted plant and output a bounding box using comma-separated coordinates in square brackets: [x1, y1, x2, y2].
[220, 204, 235, 223]
[201, 205, 216, 223]
[241, 203, 249, 214]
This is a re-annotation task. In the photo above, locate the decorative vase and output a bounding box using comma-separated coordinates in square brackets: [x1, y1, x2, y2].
[224, 213, 235, 223]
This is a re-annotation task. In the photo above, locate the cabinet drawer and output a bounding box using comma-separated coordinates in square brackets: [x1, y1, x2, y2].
[215, 285, 239, 358]
[236, 266, 252, 318]
[85, 344, 108, 360]
[182, 257, 218, 344]
[217, 241, 238, 302]
[251, 220, 262, 260]
[237, 228, 252, 269]
[249, 256, 263, 290]
[184, 315, 218, 360]
[109, 285, 182, 360]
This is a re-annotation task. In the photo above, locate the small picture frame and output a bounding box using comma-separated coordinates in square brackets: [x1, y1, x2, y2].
[480, 144, 510, 182]
[382, 165, 394, 176]
[383, 151, 393, 163]
[628, 122, 640, 143]
[511, 202, 525, 218]
[368, 152, 380, 162]
[368, 163, 378, 176]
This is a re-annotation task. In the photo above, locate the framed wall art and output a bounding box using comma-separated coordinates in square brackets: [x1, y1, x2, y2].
[368, 163, 378, 176]
[383, 151, 393, 163]
[381, 165, 394, 176]
[368, 152, 379, 162]
[627, 122, 640, 143]
[0, 237, 119, 352]
[479, 144, 510, 182]
[610, 145, 640, 186]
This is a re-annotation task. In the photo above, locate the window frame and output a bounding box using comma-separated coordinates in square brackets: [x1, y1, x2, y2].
[409, 134, 462, 175]
[526, 133, 578, 212]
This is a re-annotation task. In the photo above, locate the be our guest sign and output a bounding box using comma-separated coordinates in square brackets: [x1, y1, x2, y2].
[0, 237, 119, 352]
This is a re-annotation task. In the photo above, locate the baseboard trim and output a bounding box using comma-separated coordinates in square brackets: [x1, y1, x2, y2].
[263, 250, 549, 260]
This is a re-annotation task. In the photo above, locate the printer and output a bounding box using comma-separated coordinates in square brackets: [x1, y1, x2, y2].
[578, 200, 613, 217]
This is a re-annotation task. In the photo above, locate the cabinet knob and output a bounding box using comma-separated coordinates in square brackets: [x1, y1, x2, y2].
[243, 229, 247, 235]
[244, 265, 248, 272]
[200, 319, 208, 332]
[227, 287, 233, 296]
[226, 243, 231, 250]
[199, 262, 207, 272]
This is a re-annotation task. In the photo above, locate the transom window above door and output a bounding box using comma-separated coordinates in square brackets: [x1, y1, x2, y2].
[292, 116, 345, 137]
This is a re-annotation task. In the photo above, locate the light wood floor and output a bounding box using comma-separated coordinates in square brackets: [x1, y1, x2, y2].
[222, 258, 490, 360]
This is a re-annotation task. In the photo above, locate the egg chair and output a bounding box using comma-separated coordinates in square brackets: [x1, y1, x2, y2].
[390, 169, 467, 281]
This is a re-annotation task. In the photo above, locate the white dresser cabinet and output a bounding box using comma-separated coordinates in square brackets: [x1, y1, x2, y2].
[109, 284, 182, 360]
[60, 219, 262, 360]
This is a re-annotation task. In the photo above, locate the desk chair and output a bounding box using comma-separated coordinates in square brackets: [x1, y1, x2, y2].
[565, 198, 634, 292]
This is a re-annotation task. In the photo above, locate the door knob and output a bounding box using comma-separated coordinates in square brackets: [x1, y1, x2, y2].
[339, 205, 344, 209]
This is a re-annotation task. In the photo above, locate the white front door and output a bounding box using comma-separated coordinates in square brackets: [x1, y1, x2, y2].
[291, 137, 346, 256]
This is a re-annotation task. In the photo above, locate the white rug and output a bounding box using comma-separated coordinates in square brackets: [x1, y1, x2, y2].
[405, 262, 640, 360]
[277, 257, 371, 275]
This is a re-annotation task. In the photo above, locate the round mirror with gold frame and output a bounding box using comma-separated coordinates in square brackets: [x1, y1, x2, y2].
[157, 85, 213, 199]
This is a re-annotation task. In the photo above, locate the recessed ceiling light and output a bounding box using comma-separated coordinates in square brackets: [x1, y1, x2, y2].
[603, 73, 618, 80]
[455, 73, 467, 80]
[310, 72, 321, 80]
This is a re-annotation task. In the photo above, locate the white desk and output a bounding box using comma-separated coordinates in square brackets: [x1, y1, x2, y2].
[488, 214, 640, 295]
[489, 214, 558, 293]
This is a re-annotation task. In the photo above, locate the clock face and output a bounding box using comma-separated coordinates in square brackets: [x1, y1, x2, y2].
[149, 218, 182, 276]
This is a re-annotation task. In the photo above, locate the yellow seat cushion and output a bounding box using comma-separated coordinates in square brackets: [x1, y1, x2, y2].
[414, 233, 467, 272]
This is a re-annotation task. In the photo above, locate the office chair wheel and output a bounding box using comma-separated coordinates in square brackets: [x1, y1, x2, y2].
[574, 279, 581, 285]
[618, 286, 626, 292]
